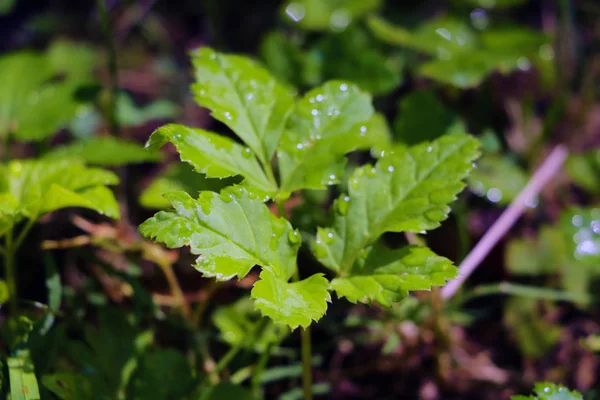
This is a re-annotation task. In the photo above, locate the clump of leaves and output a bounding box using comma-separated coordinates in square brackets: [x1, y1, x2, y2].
[512, 382, 583, 400]
[140, 47, 479, 329]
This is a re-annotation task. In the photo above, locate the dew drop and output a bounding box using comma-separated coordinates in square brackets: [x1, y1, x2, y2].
[366, 167, 377, 177]
[224, 111, 232, 120]
[324, 231, 335, 244]
[427, 146, 433, 153]
[296, 143, 304, 150]
[316, 94, 324, 102]
[572, 214, 583, 227]
[285, 2, 305, 22]
[336, 195, 351, 215]
[387, 166, 395, 173]
[486, 188, 502, 203]
[288, 230, 302, 244]
[359, 125, 367, 136]
[246, 93, 254, 101]
[242, 147, 252, 158]
[311, 109, 319, 116]
[339, 83, 349, 91]
[330, 9, 351, 31]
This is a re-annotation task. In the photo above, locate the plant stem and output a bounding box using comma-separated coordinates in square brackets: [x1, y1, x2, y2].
[251, 341, 274, 398]
[4, 228, 16, 313]
[300, 327, 313, 400]
[96, 0, 120, 137]
[157, 260, 191, 320]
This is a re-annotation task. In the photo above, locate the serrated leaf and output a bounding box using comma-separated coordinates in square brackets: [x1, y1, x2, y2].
[191, 47, 295, 165]
[393, 90, 458, 145]
[277, 81, 375, 194]
[0, 159, 119, 228]
[512, 382, 582, 400]
[331, 244, 456, 305]
[315, 134, 479, 274]
[252, 270, 331, 329]
[139, 164, 239, 209]
[146, 124, 276, 197]
[281, 0, 382, 31]
[140, 187, 330, 327]
[44, 136, 162, 166]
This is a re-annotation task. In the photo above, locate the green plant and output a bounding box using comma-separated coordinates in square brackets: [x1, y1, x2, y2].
[140, 46, 479, 398]
[512, 382, 583, 400]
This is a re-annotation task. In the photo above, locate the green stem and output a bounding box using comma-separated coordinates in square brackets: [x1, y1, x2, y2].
[4, 229, 16, 313]
[251, 341, 274, 398]
[300, 327, 313, 400]
[96, 0, 120, 137]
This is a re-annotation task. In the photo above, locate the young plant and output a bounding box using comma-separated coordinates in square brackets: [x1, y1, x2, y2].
[139, 47, 479, 396]
[0, 158, 119, 309]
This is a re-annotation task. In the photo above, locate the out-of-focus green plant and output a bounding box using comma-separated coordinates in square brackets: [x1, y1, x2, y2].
[512, 382, 583, 400]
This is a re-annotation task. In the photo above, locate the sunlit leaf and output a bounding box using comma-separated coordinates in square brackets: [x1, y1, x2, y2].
[511, 382, 583, 400]
[140, 187, 330, 328]
[314, 134, 479, 274]
[330, 244, 456, 305]
[0, 159, 119, 228]
[147, 124, 277, 198]
[191, 47, 295, 165]
[277, 81, 376, 194]
[44, 136, 162, 166]
[281, 0, 382, 31]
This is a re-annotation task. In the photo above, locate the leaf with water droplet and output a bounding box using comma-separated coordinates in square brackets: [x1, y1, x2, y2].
[277, 81, 377, 193]
[314, 134, 479, 274]
[140, 187, 330, 327]
[330, 244, 456, 305]
[191, 47, 295, 165]
[146, 124, 277, 198]
[281, 0, 382, 31]
[511, 379, 582, 399]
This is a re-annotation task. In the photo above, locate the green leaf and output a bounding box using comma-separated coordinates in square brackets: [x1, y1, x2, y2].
[130, 349, 195, 400]
[506, 226, 566, 276]
[44, 136, 162, 166]
[0, 158, 119, 227]
[146, 124, 276, 198]
[512, 382, 583, 400]
[418, 56, 496, 88]
[260, 32, 307, 87]
[46, 40, 97, 80]
[251, 270, 331, 329]
[139, 187, 330, 328]
[463, 0, 527, 9]
[393, 90, 458, 145]
[212, 297, 288, 352]
[277, 81, 376, 194]
[467, 154, 528, 205]
[330, 244, 456, 305]
[7, 350, 41, 400]
[116, 92, 179, 127]
[0, 280, 8, 304]
[0, 0, 16, 15]
[309, 27, 402, 95]
[42, 373, 93, 400]
[315, 134, 479, 274]
[565, 151, 600, 194]
[505, 298, 560, 359]
[140, 164, 238, 209]
[560, 208, 600, 267]
[196, 382, 253, 400]
[191, 47, 295, 165]
[0, 49, 92, 141]
[281, 0, 382, 31]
